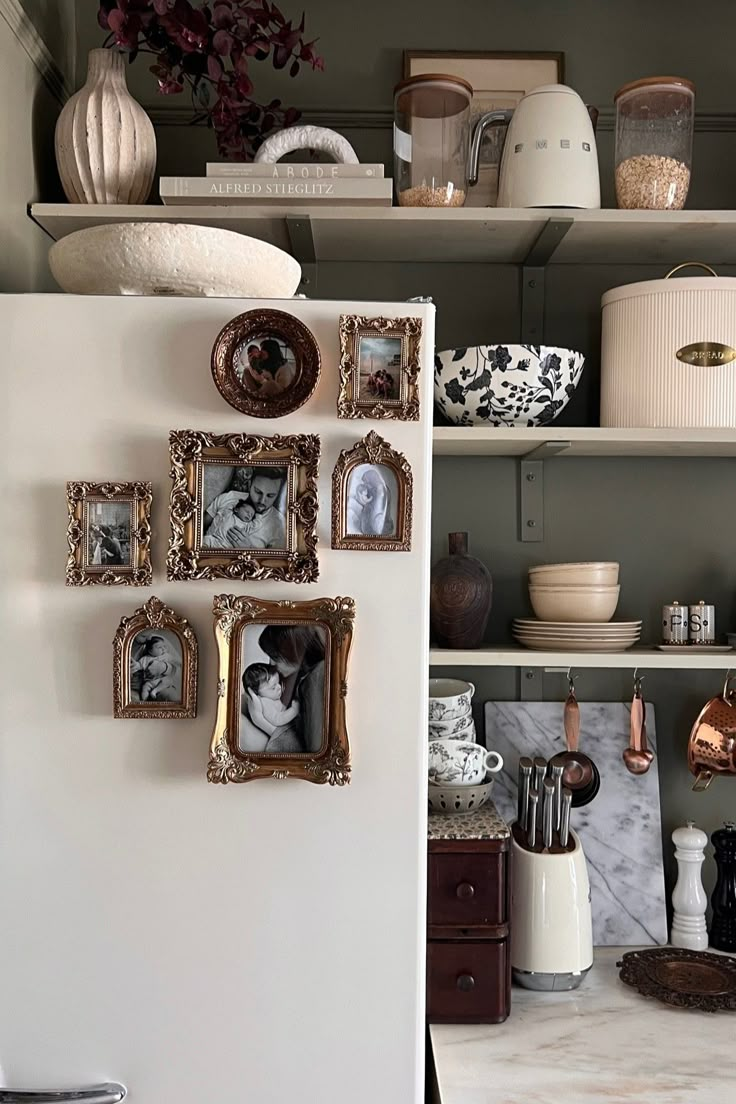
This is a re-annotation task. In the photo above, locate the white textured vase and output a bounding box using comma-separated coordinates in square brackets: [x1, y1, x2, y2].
[55, 49, 156, 204]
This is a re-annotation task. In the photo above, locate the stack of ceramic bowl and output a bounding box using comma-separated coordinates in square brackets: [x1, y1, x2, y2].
[514, 562, 642, 652]
[427, 679, 504, 814]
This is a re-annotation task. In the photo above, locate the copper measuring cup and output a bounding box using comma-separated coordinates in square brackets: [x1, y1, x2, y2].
[549, 678, 600, 807]
[688, 674, 736, 792]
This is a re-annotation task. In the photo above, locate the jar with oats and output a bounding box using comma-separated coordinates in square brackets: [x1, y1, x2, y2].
[393, 74, 473, 207]
[614, 77, 695, 209]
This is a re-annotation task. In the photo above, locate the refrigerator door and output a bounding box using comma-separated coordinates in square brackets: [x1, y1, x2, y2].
[0, 295, 434, 1104]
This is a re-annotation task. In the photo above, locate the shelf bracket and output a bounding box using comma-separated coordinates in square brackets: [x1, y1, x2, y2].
[519, 459, 544, 541]
[520, 218, 574, 343]
[520, 667, 543, 701]
[286, 215, 317, 295]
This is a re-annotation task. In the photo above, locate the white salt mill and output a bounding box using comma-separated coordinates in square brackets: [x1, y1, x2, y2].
[671, 821, 708, 950]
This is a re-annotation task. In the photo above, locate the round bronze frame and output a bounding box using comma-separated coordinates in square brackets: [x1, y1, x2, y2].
[211, 308, 321, 418]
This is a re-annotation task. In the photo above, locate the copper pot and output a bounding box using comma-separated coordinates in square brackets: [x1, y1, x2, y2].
[688, 675, 736, 791]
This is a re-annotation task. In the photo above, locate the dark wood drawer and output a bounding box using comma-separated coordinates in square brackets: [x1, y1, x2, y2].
[428, 852, 506, 930]
[427, 940, 509, 1023]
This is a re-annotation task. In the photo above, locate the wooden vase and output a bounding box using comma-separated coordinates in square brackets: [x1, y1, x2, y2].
[430, 532, 492, 649]
[55, 49, 156, 204]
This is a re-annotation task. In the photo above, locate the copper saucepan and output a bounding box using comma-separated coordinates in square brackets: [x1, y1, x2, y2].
[688, 674, 736, 792]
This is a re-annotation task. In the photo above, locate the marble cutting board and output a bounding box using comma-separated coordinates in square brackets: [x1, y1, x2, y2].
[484, 701, 668, 946]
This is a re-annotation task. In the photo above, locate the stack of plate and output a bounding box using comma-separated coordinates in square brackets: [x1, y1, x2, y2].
[513, 619, 642, 652]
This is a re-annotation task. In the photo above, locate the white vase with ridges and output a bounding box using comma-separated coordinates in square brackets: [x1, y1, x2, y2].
[55, 48, 156, 204]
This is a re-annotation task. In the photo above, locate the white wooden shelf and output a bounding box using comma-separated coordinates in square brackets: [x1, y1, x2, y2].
[432, 426, 736, 458]
[429, 646, 735, 670]
[29, 204, 736, 265]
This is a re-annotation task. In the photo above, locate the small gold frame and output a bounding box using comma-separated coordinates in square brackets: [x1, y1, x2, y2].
[337, 315, 422, 420]
[332, 431, 413, 552]
[209, 594, 355, 785]
[113, 596, 198, 719]
[66, 480, 152, 587]
[166, 430, 320, 583]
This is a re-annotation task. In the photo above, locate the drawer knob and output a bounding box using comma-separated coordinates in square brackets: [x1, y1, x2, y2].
[456, 973, 475, 992]
[456, 882, 475, 900]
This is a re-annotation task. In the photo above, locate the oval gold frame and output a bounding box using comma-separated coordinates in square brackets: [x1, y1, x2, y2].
[211, 308, 321, 418]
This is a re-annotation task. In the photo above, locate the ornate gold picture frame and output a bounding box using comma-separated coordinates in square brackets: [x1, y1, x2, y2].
[332, 431, 413, 552]
[337, 315, 422, 420]
[113, 596, 198, 719]
[208, 594, 355, 785]
[66, 480, 152, 587]
[167, 431, 320, 583]
[211, 308, 321, 418]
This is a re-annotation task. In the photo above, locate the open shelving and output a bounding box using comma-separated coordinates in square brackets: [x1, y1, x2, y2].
[432, 426, 736, 458]
[429, 646, 735, 670]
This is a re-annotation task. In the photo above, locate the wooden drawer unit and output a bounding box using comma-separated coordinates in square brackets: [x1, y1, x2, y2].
[427, 940, 508, 1023]
[427, 805, 511, 1024]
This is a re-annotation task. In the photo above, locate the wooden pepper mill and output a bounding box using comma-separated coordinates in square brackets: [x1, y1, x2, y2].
[709, 821, 736, 953]
[430, 532, 492, 649]
[671, 821, 708, 951]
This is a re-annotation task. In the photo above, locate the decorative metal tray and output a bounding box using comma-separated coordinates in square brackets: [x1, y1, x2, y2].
[618, 948, 736, 1012]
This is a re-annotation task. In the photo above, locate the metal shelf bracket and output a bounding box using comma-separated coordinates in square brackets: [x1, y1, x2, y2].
[285, 215, 317, 294]
[520, 217, 574, 343]
[518, 442, 570, 542]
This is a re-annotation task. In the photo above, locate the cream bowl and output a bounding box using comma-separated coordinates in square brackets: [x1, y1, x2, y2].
[529, 584, 621, 623]
[529, 561, 620, 587]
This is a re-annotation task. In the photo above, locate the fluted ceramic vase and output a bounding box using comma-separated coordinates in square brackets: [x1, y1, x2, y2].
[55, 49, 156, 204]
[430, 532, 492, 649]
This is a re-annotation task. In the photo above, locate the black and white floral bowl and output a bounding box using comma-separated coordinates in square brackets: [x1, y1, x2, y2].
[435, 344, 585, 427]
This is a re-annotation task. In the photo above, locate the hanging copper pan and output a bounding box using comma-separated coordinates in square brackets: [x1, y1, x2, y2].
[687, 674, 736, 791]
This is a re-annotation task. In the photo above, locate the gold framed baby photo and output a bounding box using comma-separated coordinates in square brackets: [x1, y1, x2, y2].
[332, 431, 413, 552]
[66, 480, 153, 587]
[166, 430, 320, 583]
[208, 594, 355, 785]
[211, 308, 321, 419]
[113, 596, 198, 719]
[337, 314, 422, 420]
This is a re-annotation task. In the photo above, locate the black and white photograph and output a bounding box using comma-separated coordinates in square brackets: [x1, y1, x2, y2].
[200, 463, 288, 552]
[358, 335, 402, 402]
[129, 628, 183, 704]
[238, 622, 327, 755]
[233, 334, 298, 397]
[86, 500, 132, 568]
[345, 462, 399, 538]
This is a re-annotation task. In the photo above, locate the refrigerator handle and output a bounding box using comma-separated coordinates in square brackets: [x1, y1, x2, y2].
[0, 1085, 126, 1104]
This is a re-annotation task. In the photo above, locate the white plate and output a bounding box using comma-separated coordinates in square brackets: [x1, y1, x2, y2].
[514, 637, 639, 653]
[514, 619, 642, 630]
[513, 625, 640, 635]
[513, 630, 641, 640]
[656, 644, 733, 653]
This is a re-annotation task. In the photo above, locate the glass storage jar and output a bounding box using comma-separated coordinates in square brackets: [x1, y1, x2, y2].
[614, 77, 695, 209]
[393, 74, 473, 207]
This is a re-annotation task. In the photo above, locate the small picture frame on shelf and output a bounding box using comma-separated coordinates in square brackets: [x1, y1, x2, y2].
[211, 308, 321, 418]
[337, 315, 422, 420]
[332, 430, 413, 551]
[113, 596, 198, 719]
[166, 430, 320, 583]
[66, 480, 152, 587]
[208, 594, 355, 785]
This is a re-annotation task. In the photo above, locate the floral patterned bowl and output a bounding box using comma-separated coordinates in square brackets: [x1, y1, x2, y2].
[434, 344, 585, 427]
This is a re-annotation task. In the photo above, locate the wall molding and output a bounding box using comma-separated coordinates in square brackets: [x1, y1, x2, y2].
[147, 102, 736, 134]
[0, 0, 71, 104]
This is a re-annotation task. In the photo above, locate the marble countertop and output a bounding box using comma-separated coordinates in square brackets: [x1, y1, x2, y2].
[429, 947, 735, 1104]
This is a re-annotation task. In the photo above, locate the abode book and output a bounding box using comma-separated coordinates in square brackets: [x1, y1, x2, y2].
[205, 162, 384, 178]
[160, 177, 393, 206]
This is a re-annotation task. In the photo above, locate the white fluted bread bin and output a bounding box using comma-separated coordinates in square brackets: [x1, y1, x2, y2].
[601, 266, 736, 427]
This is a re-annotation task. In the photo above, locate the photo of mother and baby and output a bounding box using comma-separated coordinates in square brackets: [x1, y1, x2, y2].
[238, 624, 326, 754]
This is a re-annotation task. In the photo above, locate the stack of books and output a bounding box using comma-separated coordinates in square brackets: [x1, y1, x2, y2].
[159, 163, 392, 207]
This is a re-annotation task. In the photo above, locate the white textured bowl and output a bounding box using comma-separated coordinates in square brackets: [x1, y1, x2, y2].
[529, 562, 619, 587]
[529, 584, 620, 623]
[428, 778, 494, 814]
[434, 344, 585, 427]
[49, 222, 302, 297]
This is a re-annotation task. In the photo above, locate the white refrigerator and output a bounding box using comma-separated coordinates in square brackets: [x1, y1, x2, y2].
[0, 294, 434, 1104]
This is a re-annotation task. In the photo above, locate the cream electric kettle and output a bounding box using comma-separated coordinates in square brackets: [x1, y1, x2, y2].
[469, 84, 601, 208]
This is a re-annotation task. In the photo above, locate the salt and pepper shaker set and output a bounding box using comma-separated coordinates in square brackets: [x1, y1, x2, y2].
[670, 820, 736, 952]
[662, 600, 716, 645]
